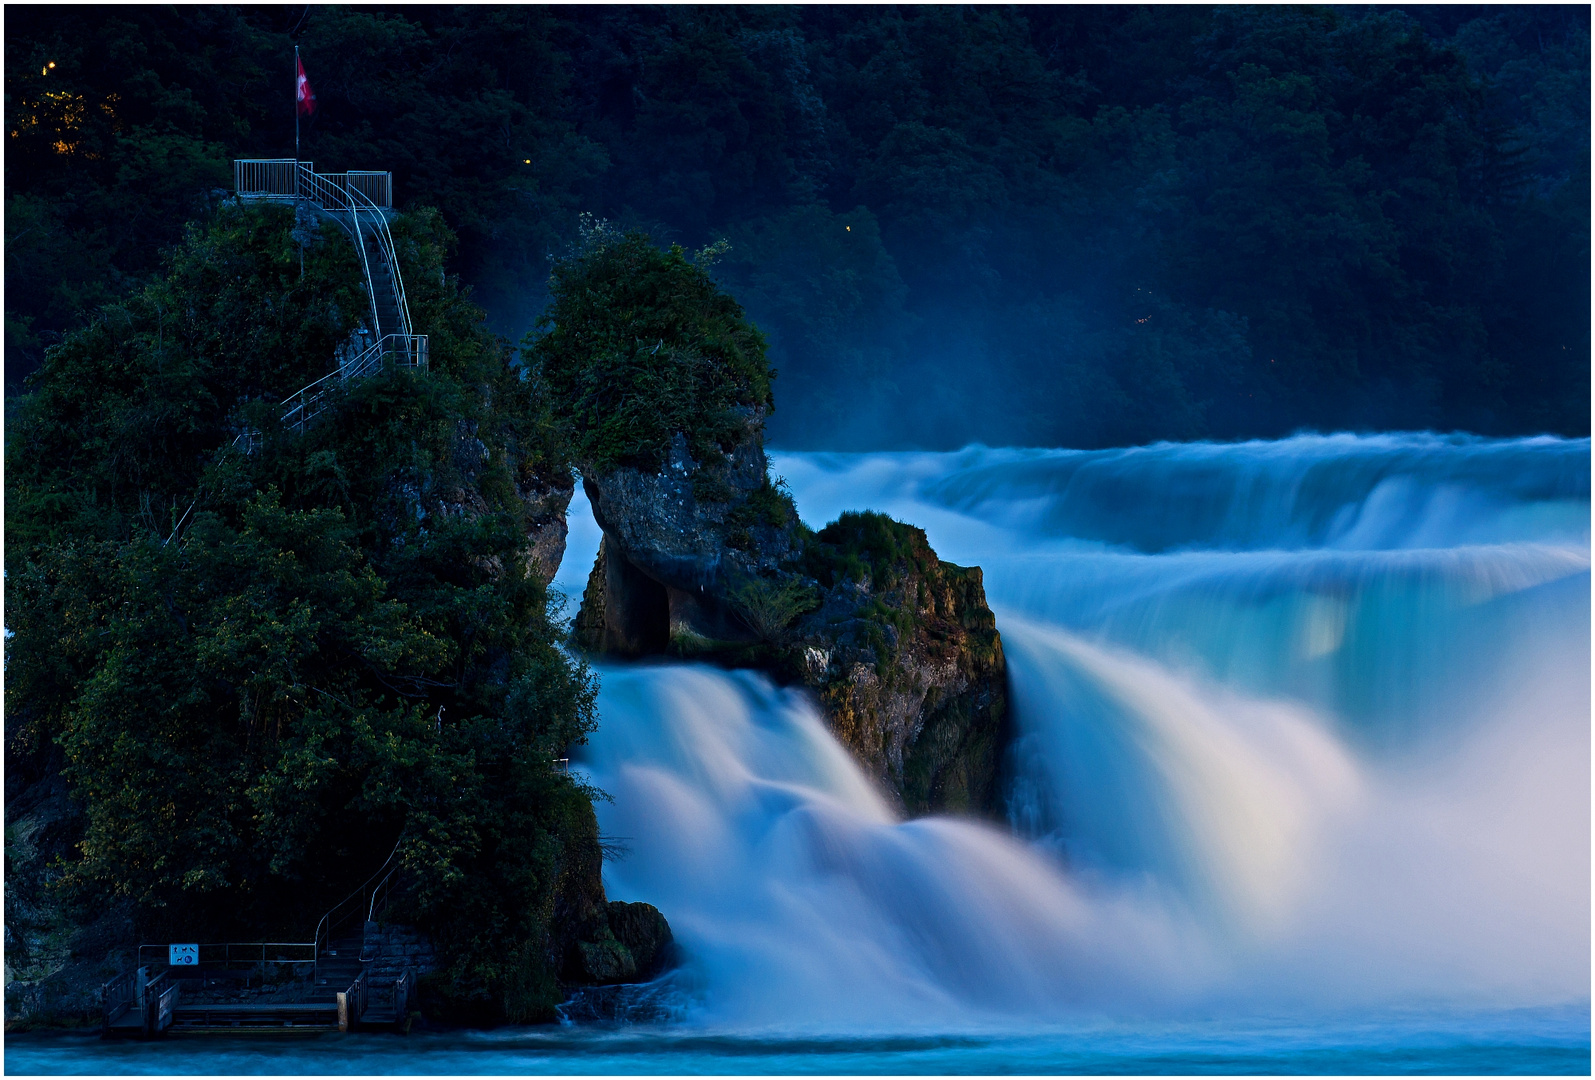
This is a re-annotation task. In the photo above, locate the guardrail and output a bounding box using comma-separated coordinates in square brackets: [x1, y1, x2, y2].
[280, 333, 428, 432]
[101, 965, 179, 1037]
[393, 965, 414, 1020]
[234, 160, 391, 207]
[151, 975, 179, 1035]
[234, 160, 425, 436]
[137, 941, 317, 971]
[314, 839, 404, 971]
[235, 160, 408, 338]
[338, 969, 368, 1032]
[102, 966, 143, 1029]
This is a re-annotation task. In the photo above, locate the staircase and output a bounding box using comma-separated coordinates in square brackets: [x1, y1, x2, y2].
[361, 226, 403, 339]
[233, 159, 428, 435]
[101, 845, 409, 1037]
[312, 936, 365, 1003]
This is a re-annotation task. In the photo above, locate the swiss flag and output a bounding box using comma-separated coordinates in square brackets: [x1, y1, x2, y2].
[296, 56, 316, 116]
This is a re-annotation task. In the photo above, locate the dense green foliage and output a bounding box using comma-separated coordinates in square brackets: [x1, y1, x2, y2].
[6, 6, 1586, 447]
[530, 222, 773, 473]
[6, 202, 597, 1023]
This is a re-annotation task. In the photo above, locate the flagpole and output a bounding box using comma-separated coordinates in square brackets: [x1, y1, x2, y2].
[294, 45, 301, 190]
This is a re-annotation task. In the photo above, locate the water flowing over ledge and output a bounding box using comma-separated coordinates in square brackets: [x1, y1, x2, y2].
[547, 434, 1591, 1036]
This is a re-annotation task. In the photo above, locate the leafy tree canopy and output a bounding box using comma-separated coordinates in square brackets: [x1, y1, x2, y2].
[5, 6, 1587, 446]
[531, 220, 773, 474]
[6, 201, 596, 1023]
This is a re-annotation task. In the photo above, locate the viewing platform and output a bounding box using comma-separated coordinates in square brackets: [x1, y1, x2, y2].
[231, 159, 427, 433]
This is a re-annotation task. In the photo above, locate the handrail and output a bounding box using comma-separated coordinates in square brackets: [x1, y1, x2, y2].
[234, 159, 425, 436]
[337, 969, 368, 1032]
[137, 941, 316, 969]
[102, 966, 143, 1028]
[348, 183, 412, 337]
[280, 333, 428, 432]
[141, 968, 173, 1036]
[314, 838, 403, 964]
[294, 164, 382, 338]
[359, 864, 402, 962]
[152, 979, 179, 1035]
[393, 965, 414, 1021]
[235, 160, 391, 208]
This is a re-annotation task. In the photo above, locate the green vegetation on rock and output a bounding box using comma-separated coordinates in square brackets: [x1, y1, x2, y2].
[5, 201, 603, 1025]
[7, 7, 1587, 443]
[530, 220, 773, 474]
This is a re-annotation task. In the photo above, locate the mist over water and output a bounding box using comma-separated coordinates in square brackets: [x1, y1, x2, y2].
[12, 435, 1589, 1073]
[562, 434, 1589, 1033]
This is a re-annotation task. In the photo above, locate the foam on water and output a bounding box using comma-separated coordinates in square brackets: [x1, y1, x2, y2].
[16, 434, 1591, 1071]
[557, 434, 1590, 1032]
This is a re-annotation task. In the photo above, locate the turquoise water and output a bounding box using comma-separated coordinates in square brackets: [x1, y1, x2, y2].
[7, 1007, 1590, 1074]
[17, 436, 1585, 1076]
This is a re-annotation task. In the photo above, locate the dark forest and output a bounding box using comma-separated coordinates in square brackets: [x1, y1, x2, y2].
[6, 5, 1588, 447]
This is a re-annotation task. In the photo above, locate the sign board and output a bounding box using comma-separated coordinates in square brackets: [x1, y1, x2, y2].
[169, 943, 199, 966]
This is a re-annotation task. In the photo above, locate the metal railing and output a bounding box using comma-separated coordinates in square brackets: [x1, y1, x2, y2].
[337, 970, 368, 1032]
[313, 839, 403, 968]
[235, 160, 391, 208]
[281, 333, 428, 432]
[393, 966, 414, 1020]
[101, 966, 178, 1037]
[151, 976, 179, 1035]
[102, 966, 143, 1028]
[137, 941, 317, 972]
[295, 165, 385, 338]
[234, 160, 426, 435]
[235, 160, 408, 339]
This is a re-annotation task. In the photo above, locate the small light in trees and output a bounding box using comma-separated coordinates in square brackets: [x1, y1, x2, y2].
[845, 225, 851, 232]
[523, 158, 531, 164]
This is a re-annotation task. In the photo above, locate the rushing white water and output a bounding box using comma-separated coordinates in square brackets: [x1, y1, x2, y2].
[559, 433, 1590, 1030]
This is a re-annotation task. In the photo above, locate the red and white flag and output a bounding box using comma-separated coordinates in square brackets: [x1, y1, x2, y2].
[296, 56, 316, 116]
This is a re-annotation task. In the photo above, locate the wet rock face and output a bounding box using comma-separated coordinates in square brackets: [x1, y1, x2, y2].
[576, 414, 800, 655]
[515, 469, 575, 588]
[564, 901, 675, 986]
[573, 414, 1010, 820]
[792, 534, 1009, 818]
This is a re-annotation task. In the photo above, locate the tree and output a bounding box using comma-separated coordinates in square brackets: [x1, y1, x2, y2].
[7, 201, 600, 1023]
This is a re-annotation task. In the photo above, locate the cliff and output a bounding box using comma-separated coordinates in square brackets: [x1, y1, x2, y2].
[572, 416, 1010, 818]
[2, 202, 667, 1029]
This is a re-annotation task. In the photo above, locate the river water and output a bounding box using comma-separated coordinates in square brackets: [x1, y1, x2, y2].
[12, 434, 1590, 1074]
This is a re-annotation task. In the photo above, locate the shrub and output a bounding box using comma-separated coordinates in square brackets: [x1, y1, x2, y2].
[529, 218, 774, 474]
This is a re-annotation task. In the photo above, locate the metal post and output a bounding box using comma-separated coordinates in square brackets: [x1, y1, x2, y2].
[294, 46, 301, 169]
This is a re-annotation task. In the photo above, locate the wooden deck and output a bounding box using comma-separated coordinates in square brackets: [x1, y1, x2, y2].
[168, 1002, 339, 1032]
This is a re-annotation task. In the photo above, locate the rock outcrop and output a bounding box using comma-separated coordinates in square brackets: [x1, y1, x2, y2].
[4, 771, 138, 1027]
[572, 415, 1010, 818]
[788, 515, 1008, 816]
[575, 410, 799, 655]
[516, 467, 576, 588]
[564, 902, 675, 985]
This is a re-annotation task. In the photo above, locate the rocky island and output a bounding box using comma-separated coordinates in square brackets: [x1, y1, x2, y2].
[5, 208, 1007, 1033]
[539, 222, 1010, 817]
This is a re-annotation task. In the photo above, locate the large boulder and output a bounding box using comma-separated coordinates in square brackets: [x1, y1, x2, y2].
[574, 413, 800, 656]
[563, 901, 675, 986]
[790, 514, 1009, 816]
[573, 420, 1010, 819]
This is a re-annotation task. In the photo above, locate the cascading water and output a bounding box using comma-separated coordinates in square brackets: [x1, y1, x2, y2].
[15, 434, 1589, 1072]
[567, 434, 1590, 1028]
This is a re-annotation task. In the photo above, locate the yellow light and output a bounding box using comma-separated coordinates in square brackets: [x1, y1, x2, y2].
[523, 158, 530, 164]
[845, 225, 851, 231]
[48, 62, 55, 69]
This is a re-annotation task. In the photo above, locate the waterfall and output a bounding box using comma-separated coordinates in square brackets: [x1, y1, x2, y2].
[559, 434, 1590, 1028]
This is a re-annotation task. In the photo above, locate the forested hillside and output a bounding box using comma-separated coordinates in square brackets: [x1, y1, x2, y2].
[6, 5, 1588, 447]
